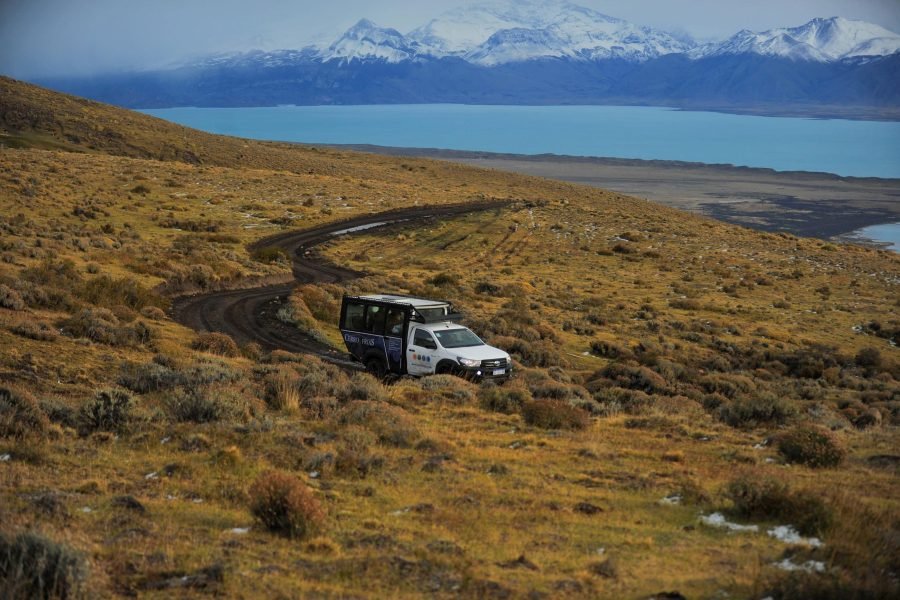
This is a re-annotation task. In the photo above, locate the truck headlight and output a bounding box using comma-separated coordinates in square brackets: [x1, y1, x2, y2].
[457, 357, 480, 368]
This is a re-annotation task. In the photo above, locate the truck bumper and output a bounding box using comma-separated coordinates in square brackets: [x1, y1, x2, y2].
[460, 365, 512, 382]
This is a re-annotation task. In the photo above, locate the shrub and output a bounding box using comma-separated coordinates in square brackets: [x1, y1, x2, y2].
[76, 275, 164, 311]
[251, 247, 289, 264]
[0, 531, 88, 599]
[10, 321, 58, 341]
[248, 471, 325, 538]
[594, 363, 669, 394]
[336, 401, 420, 447]
[522, 399, 590, 430]
[77, 389, 134, 434]
[265, 368, 300, 413]
[0, 385, 49, 439]
[776, 425, 846, 468]
[854, 347, 882, 369]
[475, 281, 502, 296]
[191, 332, 240, 357]
[118, 361, 182, 393]
[717, 394, 795, 428]
[426, 272, 459, 287]
[140, 306, 166, 321]
[479, 383, 531, 414]
[295, 285, 340, 322]
[181, 360, 241, 388]
[725, 473, 832, 535]
[589, 340, 631, 359]
[420, 374, 476, 404]
[59, 309, 152, 347]
[167, 388, 228, 423]
[0, 284, 25, 310]
[338, 373, 387, 402]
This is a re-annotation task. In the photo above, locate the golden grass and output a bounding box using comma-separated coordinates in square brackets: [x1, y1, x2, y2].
[0, 77, 897, 598]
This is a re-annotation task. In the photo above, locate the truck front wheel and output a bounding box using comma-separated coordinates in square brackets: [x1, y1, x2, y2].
[435, 361, 460, 376]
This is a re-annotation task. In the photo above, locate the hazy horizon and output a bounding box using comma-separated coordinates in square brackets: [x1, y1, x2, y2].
[2, 0, 899, 78]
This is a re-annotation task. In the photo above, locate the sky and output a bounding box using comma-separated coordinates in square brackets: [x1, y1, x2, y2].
[2, 0, 899, 78]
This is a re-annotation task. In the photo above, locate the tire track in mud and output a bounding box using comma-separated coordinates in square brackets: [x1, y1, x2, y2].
[170, 201, 511, 366]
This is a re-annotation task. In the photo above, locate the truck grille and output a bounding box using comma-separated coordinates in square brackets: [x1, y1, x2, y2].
[481, 358, 508, 370]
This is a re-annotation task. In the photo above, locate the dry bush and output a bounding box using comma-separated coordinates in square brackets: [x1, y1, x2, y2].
[420, 374, 476, 404]
[300, 396, 339, 420]
[181, 360, 242, 388]
[336, 401, 420, 447]
[717, 394, 795, 428]
[479, 383, 531, 414]
[59, 308, 152, 347]
[725, 472, 832, 535]
[776, 425, 846, 468]
[118, 361, 182, 393]
[251, 246, 288, 264]
[0, 531, 89, 600]
[76, 275, 165, 311]
[77, 388, 134, 435]
[592, 362, 669, 395]
[0, 283, 25, 310]
[265, 368, 300, 413]
[167, 387, 232, 423]
[295, 284, 341, 322]
[338, 373, 387, 402]
[0, 385, 49, 439]
[9, 320, 58, 341]
[249, 471, 325, 538]
[589, 340, 632, 360]
[140, 306, 166, 321]
[191, 332, 240, 357]
[522, 399, 590, 430]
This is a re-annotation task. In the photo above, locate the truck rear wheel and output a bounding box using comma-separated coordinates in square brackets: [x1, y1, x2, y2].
[365, 357, 387, 379]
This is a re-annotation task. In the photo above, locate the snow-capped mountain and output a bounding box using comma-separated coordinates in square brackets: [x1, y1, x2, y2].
[311, 1, 692, 66]
[408, 0, 691, 63]
[41, 2, 900, 115]
[456, 1, 691, 65]
[320, 19, 424, 63]
[693, 17, 900, 62]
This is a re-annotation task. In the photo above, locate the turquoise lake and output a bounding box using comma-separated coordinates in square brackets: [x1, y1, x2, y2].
[853, 223, 900, 251]
[141, 104, 900, 179]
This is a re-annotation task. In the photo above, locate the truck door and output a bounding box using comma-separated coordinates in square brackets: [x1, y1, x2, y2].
[407, 327, 438, 376]
[384, 306, 406, 374]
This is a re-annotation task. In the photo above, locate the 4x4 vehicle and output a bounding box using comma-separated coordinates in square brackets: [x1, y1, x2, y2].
[339, 294, 511, 381]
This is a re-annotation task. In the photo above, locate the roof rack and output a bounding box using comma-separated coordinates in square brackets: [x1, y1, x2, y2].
[410, 308, 465, 324]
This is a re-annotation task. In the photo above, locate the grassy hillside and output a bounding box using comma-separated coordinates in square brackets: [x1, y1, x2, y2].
[0, 77, 898, 599]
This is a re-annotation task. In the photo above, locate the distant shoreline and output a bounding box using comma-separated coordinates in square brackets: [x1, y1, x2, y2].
[324, 143, 900, 242]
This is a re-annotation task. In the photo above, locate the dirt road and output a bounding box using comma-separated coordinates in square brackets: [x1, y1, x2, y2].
[170, 201, 510, 365]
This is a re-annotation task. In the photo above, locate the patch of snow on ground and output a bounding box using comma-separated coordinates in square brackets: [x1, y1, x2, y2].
[660, 494, 682, 505]
[768, 525, 823, 547]
[775, 558, 826, 573]
[699, 512, 759, 532]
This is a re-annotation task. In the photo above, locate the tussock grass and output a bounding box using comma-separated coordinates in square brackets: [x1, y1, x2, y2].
[0, 77, 897, 598]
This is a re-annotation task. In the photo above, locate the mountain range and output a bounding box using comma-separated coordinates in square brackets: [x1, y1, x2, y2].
[33, 1, 900, 117]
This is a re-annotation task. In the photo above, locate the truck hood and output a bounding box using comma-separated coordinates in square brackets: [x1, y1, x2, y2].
[452, 344, 510, 362]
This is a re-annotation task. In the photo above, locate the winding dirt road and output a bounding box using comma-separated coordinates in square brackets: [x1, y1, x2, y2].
[171, 201, 510, 365]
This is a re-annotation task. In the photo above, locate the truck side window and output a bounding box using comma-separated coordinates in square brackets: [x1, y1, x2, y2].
[364, 305, 386, 334]
[413, 329, 437, 350]
[385, 307, 404, 337]
[345, 302, 365, 331]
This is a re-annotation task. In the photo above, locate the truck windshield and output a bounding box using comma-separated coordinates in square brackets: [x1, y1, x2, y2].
[434, 328, 483, 348]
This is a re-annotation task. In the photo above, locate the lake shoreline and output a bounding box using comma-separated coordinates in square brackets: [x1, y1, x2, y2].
[324, 143, 900, 242]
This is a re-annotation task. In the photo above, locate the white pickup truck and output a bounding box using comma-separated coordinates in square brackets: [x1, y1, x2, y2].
[339, 294, 511, 381]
